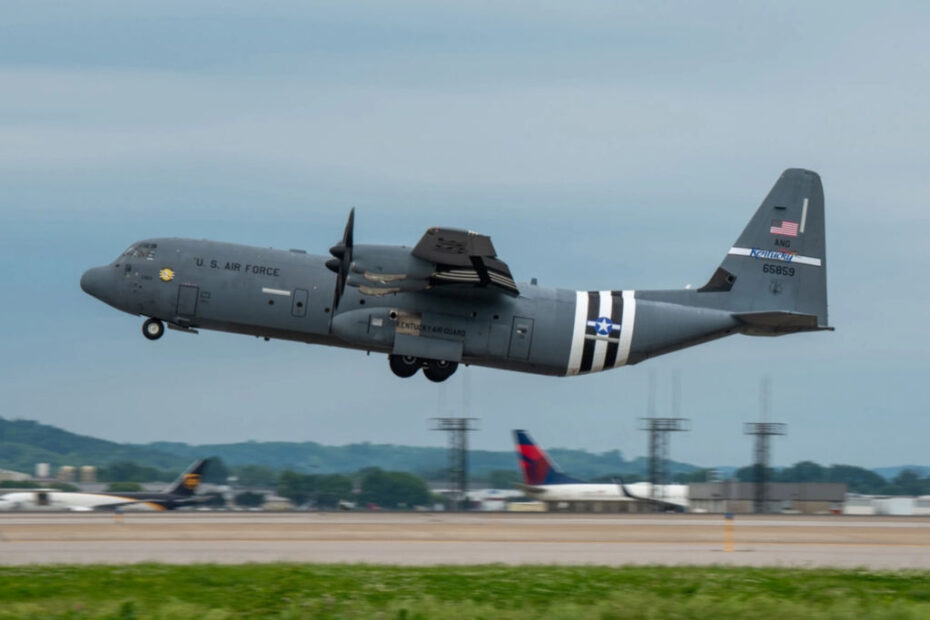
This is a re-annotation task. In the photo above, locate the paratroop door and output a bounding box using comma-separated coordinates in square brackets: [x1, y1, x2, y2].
[176, 285, 199, 318]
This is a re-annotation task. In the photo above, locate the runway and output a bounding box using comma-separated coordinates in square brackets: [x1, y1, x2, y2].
[2, 512, 930, 568]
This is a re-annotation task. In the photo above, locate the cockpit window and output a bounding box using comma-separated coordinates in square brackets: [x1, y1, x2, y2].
[121, 243, 157, 260]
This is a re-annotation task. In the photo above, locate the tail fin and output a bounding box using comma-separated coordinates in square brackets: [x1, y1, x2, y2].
[512, 430, 581, 485]
[700, 169, 831, 331]
[164, 458, 209, 497]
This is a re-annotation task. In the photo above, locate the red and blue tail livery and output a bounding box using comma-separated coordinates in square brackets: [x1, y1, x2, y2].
[513, 430, 581, 486]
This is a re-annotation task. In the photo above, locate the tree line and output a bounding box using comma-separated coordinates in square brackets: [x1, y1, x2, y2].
[90, 462, 437, 509]
[671, 461, 930, 496]
[271, 467, 434, 509]
[29, 458, 930, 504]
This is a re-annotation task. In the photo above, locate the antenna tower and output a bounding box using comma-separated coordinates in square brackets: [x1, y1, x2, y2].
[744, 376, 787, 513]
[431, 417, 478, 511]
[639, 371, 690, 504]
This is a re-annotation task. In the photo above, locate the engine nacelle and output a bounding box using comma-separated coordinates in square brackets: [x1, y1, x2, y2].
[350, 245, 436, 281]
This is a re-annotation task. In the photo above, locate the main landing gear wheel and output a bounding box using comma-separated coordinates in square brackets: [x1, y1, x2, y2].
[142, 318, 165, 341]
[389, 354, 421, 378]
[423, 359, 458, 383]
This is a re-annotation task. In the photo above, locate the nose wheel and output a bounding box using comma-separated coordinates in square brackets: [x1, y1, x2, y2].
[142, 318, 165, 341]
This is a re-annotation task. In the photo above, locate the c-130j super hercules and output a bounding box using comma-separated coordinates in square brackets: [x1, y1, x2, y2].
[81, 169, 832, 382]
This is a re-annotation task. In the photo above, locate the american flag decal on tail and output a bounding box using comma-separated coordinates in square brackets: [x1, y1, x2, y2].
[770, 219, 799, 237]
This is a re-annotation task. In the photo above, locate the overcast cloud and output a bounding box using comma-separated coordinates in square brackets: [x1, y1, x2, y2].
[1, 1, 928, 468]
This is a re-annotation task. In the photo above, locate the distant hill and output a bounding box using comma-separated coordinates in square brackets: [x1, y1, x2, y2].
[148, 439, 489, 476]
[145, 440, 694, 479]
[0, 417, 691, 479]
[0, 418, 187, 473]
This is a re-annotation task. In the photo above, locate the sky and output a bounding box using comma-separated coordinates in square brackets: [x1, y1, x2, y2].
[1, 1, 928, 469]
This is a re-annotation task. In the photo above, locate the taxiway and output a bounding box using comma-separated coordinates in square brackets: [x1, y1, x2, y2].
[2, 512, 929, 568]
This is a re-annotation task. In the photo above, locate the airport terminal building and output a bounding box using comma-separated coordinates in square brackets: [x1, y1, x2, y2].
[688, 482, 846, 514]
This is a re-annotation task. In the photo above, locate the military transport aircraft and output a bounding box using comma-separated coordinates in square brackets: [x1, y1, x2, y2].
[81, 169, 831, 382]
[0, 459, 209, 512]
[513, 430, 687, 512]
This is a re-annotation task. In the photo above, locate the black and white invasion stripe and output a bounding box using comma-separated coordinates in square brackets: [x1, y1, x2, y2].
[566, 290, 636, 375]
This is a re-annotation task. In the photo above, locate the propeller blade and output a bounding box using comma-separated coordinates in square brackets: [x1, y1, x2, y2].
[333, 270, 347, 309]
[343, 207, 354, 249]
[329, 208, 355, 312]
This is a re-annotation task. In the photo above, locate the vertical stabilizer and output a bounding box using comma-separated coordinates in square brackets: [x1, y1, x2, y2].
[512, 430, 580, 485]
[701, 169, 829, 329]
[164, 459, 209, 497]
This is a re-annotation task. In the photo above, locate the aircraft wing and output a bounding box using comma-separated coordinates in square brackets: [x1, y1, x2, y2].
[514, 483, 547, 494]
[88, 498, 167, 512]
[617, 479, 687, 513]
[411, 227, 519, 295]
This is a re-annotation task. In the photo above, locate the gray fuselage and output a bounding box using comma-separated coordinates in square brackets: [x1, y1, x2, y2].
[80, 170, 831, 379]
[80, 237, 744, 377]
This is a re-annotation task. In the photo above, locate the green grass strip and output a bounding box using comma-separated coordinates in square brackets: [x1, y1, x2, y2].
[1, 564, 930, 619]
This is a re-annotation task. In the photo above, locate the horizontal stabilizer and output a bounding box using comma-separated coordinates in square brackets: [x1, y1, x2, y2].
[733, 311, 835, 335]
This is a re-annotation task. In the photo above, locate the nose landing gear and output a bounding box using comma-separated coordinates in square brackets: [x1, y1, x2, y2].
[388, 355, 459, 382]
[142, 318, 165, 341]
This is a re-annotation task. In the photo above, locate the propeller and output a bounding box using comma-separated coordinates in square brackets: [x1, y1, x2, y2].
[326, 208, 355, 312]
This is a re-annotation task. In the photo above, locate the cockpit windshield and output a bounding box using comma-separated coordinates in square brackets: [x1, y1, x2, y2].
[121, 243, 158, 260]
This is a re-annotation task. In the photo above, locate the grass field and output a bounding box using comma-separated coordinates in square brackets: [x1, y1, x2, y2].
[1, 564, 930, 619]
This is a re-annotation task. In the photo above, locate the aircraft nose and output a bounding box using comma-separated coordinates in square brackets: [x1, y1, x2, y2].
[80, 266, 109, 300]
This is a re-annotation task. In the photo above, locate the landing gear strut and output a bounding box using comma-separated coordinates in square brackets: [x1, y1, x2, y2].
[423, 359, 458, 383]
[142, 318, 165, 341]
[389, 354, 421, 378]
